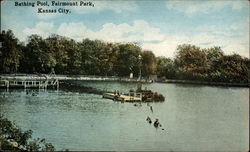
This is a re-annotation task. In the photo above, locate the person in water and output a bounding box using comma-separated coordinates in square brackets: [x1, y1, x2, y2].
[150, 106, 153, 113]
[154, 118, 161, 127]
[146, 116, 152, 124]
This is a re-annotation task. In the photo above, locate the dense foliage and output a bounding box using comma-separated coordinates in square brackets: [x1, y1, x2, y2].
[1, 30, 249, 83]
[0, 115, 55, 151]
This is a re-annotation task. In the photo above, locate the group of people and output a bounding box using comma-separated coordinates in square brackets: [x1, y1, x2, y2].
[146, 116, 161, 128]
[131, 101, 164, 129]
[26, 90, 37, 96]
[114, 90, 120, 96]
[146, 104, 164, 129]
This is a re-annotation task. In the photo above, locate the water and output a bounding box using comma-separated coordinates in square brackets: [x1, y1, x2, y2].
[0, 81, 249, 151]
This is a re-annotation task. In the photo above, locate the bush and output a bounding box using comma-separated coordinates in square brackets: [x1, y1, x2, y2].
[0, 115, 55, 151]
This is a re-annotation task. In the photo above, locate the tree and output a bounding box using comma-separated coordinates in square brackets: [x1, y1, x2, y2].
[77, 39, 100, 75]
[156, 57, 177, 79]
[202, 46, 224, 81]
[20, 34, 55, 73]
[115, 43, 141, 77]
[141, 50, 156, 77]
[204, 47, 223, 72]
[174, 44, 210, 80]
[46, 35, 70, 74]
[95, 41, 118, 76]
[0, 30, 23, 73]
[49, 37, 80, 75]
[217, 54, 249, 83]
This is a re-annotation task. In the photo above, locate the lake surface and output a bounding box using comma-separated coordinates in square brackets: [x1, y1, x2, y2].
[0, 81, 249, 151]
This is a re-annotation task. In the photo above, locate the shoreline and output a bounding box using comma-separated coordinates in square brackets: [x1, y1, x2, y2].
[158, 79, 249, 88]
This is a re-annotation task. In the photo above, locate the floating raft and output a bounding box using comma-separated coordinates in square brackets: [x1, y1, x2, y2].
[103, 93, 142, 102]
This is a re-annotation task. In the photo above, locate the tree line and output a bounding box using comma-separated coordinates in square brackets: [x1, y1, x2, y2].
[1, 30, 249, 83]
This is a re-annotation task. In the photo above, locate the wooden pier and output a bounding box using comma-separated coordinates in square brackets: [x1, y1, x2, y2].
[0, 79, 59, 90]
[0, 74, 153, 83]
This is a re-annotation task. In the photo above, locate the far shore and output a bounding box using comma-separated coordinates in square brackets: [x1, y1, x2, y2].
[0, 74, 249, 88]
[160, 79, 249, 88]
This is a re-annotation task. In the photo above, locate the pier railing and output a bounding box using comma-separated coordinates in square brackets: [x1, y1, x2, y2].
[0, 79, 59, 89]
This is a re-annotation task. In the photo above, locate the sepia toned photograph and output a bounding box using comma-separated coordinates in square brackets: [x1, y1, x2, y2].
[0, 0, 249, 151]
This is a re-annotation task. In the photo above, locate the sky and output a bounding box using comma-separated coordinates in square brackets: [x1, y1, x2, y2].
[1, 0, 249, 58]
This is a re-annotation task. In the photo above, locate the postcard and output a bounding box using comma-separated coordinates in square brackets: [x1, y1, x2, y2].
[0, 0, 249, 151]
